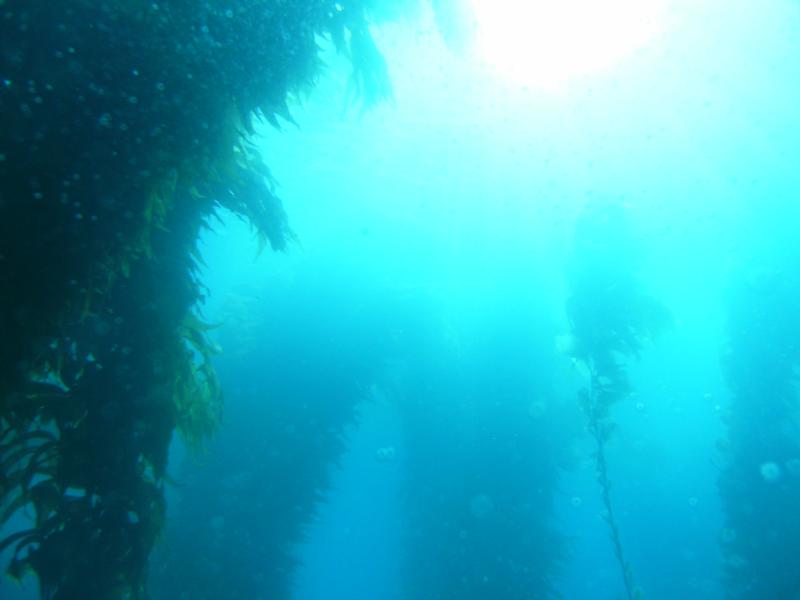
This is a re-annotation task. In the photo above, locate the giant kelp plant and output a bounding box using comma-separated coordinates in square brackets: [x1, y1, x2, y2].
[718, 255, 800, 599]
[566, 202, 670, 600]
[397, 292, 573, 600]
[0, 1, 432, 597]
[149, 268, 403, 600]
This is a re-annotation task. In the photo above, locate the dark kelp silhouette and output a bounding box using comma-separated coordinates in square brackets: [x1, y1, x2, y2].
[566, 202, 670, 600]
[719, 255, 800, 599]
[148, 269, 403, 600]
[396, 292, 572, 600]
[0, 1, 441, 597]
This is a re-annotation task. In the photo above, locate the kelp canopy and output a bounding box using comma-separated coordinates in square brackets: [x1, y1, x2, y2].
[567, 202, 671, 427]
[0, 1, 420, 598]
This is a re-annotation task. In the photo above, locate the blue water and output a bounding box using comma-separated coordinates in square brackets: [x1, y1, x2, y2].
[159, 2, 794, 598]
[4, 1, 800, 599]
[170, 3, 800, 597]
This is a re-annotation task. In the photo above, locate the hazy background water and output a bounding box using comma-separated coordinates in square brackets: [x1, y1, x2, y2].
[182, 1, 800, 598]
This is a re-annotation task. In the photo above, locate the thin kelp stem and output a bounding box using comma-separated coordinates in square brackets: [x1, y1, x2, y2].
[567, 203, 663, 600]
[588, 370, 638, 600]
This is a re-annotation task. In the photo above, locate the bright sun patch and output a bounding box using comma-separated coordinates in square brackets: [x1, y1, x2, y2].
[469, 0, 667, 88]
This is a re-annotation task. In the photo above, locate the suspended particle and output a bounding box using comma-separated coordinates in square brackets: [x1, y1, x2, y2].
[528, 400, 548, 419]
[726, 554, 747, 570]
[469, 494, 495, 519]
[759, 461, 782, 484]
[720, 528, 737, 544]
[375, 446, 396, 462]
[785, 458, 800, 477]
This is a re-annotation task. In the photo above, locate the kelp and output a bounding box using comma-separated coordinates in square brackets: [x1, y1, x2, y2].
[149, 269, 402, 600]
[566, 202, 669, 600]
[397, 295, 571, 600]
[0, 182, 220, 598]
[0, 0, 433, 597]
[718, 259, 800, 599]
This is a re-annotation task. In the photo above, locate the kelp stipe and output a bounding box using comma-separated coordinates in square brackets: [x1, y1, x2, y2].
[581, 375, 639, 600]
[566, 201, 669, 600]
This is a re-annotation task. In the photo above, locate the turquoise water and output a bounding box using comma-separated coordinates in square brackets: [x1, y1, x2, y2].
[173, 3, 800, 599]
[3, 1, 800, 598]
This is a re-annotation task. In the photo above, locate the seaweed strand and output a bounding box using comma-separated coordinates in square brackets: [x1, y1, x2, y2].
[566, 202, 668, 600]
[587, 368, 636, 600]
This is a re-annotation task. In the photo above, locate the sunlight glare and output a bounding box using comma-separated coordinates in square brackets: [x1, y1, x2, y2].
[469, 0, 667, 88]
